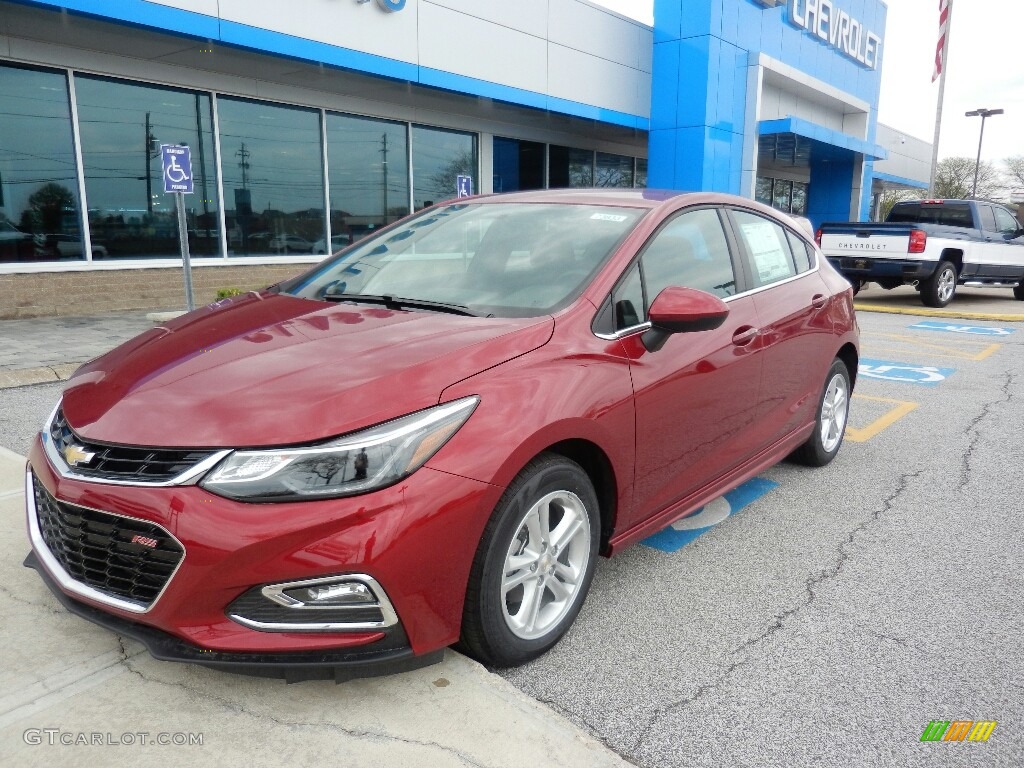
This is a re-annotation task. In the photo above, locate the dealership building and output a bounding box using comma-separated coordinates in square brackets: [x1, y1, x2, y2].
[0, 0, 931, 317]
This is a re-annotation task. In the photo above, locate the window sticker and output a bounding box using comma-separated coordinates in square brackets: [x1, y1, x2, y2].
[741, 221, 791, 282]
[590, 213, 629, 222]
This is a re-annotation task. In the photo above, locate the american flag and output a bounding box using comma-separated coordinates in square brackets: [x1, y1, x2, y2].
[932, 0, 950, 82]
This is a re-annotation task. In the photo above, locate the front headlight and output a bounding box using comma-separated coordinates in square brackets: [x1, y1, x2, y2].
[200, 396, 479, 502]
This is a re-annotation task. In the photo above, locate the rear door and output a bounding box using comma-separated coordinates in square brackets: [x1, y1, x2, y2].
[727, 208, 836, 446]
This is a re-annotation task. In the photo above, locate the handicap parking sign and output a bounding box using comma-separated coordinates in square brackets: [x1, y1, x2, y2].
[161, 144, 193, 194]
[456, 174, 473, 198]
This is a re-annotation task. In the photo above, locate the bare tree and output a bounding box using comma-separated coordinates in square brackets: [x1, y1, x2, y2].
[932, 156, 1002, 200]
[876, 188, 922, 221]
[1004, 156, 1024, 192]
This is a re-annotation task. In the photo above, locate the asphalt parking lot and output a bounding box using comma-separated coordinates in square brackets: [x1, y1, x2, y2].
[2, 299, 1022, 766]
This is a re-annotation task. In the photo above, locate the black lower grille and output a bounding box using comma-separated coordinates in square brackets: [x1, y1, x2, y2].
[33, 476, 183, 607]
[49, 408, 217, 483]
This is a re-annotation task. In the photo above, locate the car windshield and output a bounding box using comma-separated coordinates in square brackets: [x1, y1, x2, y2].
[282, 202, 645, 317]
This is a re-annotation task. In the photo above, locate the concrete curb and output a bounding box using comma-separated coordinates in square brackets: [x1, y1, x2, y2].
[853, 303, 1024, 322]
[0, 363, 80, 390]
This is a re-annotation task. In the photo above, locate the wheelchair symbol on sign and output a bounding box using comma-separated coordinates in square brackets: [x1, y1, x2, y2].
[859, 364, 947, 384]
[165, 155, 190, 184]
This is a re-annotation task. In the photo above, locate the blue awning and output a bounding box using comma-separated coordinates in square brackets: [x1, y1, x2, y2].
[759, 117, 888, 161]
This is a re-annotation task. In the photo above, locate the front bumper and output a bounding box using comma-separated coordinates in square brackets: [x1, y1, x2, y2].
[827, 256, 939, 281]
[24, 435, 499, 678]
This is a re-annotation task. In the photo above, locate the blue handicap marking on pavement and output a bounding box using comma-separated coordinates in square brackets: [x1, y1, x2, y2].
[858, 357, 955, 386]
[909, 321, 1014, 337]
[161, 144, 193, 194]
[642, 477, 780, 553]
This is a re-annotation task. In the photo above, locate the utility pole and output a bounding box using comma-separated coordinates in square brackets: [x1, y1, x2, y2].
[381, 133, 389, 223]
[144, 112, 158, 215]
[236, 142, 251, 189]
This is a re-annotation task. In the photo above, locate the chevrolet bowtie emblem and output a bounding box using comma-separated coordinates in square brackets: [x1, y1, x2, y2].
[63, 444, 96, 467]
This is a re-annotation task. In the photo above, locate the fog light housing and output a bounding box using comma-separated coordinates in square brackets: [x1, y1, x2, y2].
[227, 574, 399, 632]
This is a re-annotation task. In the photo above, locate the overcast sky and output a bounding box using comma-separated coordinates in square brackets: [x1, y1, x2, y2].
[590, 0, 1022, 165]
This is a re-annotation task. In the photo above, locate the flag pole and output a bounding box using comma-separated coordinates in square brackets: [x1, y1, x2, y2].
[928, 0, 953, 197]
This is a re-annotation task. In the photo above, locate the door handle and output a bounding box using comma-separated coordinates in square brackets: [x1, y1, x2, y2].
[811, 294, 828, 309]
[731, 326, 758, 346]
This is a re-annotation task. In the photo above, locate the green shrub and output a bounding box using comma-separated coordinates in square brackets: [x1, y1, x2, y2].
[216, 287, 244, 299]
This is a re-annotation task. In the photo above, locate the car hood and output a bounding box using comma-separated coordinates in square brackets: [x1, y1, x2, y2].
[61, 292, 553, 447]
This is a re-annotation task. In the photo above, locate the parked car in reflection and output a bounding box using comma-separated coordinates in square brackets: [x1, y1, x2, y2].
[40, 233, 108, 259]
[313, 233, 353, 255]
[269, 233, 313, 254]
[0, 219, 35, 260]
[25, 189, 858, 683]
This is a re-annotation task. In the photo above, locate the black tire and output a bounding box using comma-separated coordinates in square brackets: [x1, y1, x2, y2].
[1014, 282, 1024, 301]
[920, 260, 958, 308]
[848, 278, 864, 296]
[459, 453, 600, 667]
[792, 359, 851, 467]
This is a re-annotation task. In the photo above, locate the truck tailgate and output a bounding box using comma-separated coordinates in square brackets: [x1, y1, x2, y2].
[819, 225, 914, 259]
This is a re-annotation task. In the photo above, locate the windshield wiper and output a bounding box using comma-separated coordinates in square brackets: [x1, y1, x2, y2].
[322, 292, 479, 317]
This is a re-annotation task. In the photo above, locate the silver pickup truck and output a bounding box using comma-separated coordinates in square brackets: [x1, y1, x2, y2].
[817, 199, 1024, 307]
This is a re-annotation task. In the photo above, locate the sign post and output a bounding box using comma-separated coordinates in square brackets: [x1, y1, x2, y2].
[161, 144, 195, 312]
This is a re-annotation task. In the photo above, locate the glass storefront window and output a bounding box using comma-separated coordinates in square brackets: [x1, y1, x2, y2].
[217, 97, 325, 256]
[772, 179, 792, 212]
[0, 64, 82, 263]
[493, 137, 545, 193]
[75, 75, 219, 258]
[791, 182, 808, 216]
[412, 126, 477, 210]
[326, 113, 408, 249]
[635, 158, 648, 189]
[549, 146, 593, 188]
[595, 152, 634, 188]
[755, 177, 774, 206]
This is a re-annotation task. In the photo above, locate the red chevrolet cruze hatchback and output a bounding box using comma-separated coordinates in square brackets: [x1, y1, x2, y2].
[25, 190, 858, 681]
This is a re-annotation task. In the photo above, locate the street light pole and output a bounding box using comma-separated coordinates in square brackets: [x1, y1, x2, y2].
[965, 107, 1003, 198]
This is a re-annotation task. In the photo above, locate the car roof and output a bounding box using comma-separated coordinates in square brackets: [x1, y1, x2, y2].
[466, 188, 707, 209]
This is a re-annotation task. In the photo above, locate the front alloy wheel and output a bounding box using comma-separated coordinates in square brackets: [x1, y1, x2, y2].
[459, 454, 599, 667]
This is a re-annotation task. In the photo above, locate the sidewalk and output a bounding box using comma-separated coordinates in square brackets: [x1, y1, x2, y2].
[0, 311, 156, 389]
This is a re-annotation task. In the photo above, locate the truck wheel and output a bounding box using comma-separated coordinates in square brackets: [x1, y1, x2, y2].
[1014, 282, 1024, 301]
[849, 279, 864, 296]
[921, 261, 957, 308]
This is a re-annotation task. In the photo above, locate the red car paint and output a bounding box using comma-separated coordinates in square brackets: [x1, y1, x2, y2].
[26, 189, 858, 672]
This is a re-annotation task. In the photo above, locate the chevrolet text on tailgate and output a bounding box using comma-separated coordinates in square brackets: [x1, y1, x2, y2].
[817, 199, 1024, 307]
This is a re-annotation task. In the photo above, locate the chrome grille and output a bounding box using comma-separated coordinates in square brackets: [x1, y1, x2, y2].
[49, 408, 217, 483]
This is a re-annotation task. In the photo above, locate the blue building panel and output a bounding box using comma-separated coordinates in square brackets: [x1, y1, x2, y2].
[653, 0, 684, 44]
[651, 41, 682, 131]
[678, 0, 714, 39]
[648, 129, 678, 189]
[676, 36, 713, 129]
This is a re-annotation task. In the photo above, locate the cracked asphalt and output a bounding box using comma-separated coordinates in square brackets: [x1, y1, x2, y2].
[1, 309, 1022, 766]
[498, 311, 1024, 767]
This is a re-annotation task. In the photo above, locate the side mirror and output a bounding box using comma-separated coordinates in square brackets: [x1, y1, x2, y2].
[642, 286, 730, 352]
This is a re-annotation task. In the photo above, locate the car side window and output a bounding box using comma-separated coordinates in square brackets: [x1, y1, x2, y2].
[613, 264, 645, 331]
[993, 206, 1020, 235]
[785, 229, 814, 273]
[979, 204, 998, 233]
[732, 210, 797, 287]
[639, 208, 737, 311]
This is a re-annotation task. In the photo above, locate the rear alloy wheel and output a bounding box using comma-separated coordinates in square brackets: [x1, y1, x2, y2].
[459, 454, 599, 667]
[921, 261, 957, 307]
[792, 359, 851, 467]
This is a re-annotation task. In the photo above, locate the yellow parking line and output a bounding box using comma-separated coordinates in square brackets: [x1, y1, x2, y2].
[854, 304, 1024, 322]
[846, 394, 919, 443]
[862, 333, 1001, 361]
